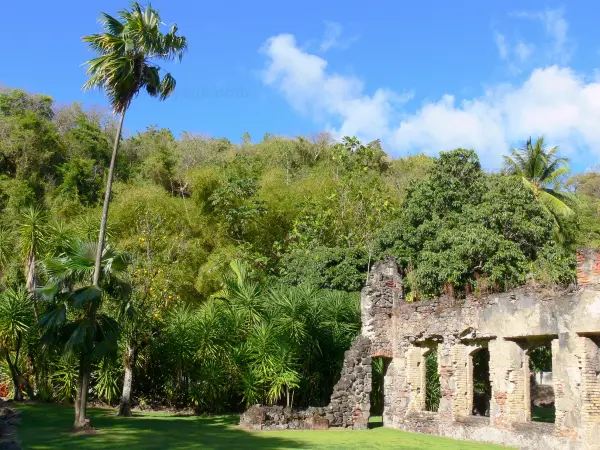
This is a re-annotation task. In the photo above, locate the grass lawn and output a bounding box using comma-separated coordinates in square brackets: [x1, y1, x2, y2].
[16, 404, 510, 450]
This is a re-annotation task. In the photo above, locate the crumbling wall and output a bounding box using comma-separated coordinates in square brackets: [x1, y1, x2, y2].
[325, 336, 372, 429]
[323, 257, 402, 429]
[240, 249, 600, 449]
[239, 405, 329, 430]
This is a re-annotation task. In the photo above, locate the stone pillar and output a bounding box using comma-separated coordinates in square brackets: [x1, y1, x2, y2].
[438, 342, 454, 419]
[389, 346, 410, 423]
[489, 339, 528, 429]
[580, 336, 600, 446]
[405, 346, 427, 412]
[552, 333, 584, 441]
[361, 258, 402, 358]
[381, 357, 394, 426]
[451, 344, 475, 418]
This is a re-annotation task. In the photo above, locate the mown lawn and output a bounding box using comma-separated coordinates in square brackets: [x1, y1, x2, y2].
[16, 404, 509, 450]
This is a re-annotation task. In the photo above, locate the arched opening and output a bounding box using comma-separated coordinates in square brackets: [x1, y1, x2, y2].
[529, 344, 555, 423]
[370, 357, 391, 428]
[471, 347, 491, 416]
[424, 348, 440, 412]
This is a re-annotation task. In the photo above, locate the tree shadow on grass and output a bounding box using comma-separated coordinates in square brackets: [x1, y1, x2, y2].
[17, 404, 307, 450]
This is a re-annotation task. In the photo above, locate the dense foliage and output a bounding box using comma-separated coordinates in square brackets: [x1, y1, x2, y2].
[376, 149, 577, 299]
[0, 86, 594, 413]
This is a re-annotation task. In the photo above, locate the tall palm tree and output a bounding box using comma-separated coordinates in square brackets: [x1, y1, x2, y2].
[38, 240, 129, 430]
[503, 137, 575, 225]
[82, 2, 187, 287]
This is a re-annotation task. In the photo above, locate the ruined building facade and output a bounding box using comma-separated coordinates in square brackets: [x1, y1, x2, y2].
[325, 249, 600, 449]
[241, 250, 600, 449]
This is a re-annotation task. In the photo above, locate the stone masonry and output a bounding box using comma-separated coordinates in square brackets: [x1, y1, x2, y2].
[240, 250, 600, 449]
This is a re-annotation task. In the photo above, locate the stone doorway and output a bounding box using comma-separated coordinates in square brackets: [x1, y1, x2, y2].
[471, 347, 491, 416]
[370, 357, 391, 428]
[528, 343, 555, 423]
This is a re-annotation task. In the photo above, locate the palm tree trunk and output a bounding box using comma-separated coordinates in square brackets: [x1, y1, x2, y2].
[25, 250, 39, 322]
[93, 111, 126, 287]
[74, 301, 99, 430]
[74, 349, 92, 430]
[118, 342, 137, 417]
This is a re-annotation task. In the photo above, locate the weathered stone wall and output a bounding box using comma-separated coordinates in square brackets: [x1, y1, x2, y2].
[324, 335, 372, 429]
[239, 405, 329, 430]
[374, 249, 600, 449]
[240, 249, 600, 449]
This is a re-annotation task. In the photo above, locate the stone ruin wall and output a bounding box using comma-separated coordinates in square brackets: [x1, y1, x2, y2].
[240, 250, 600, 449]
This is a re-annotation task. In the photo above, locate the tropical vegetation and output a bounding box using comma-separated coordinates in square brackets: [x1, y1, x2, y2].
[1, 81, 597, 426]
[1, 2, 600, 436]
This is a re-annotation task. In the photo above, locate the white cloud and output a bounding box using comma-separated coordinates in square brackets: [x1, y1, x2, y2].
[511, 8, 572, 63]
[320, 22, 343, 51]
[260, 35, 600, 169]
[261, 34, 411, 143]
[515, 41, 534, 62]
[393, 67, 600, 167]
[494, 32, 508, 60]
[318, 21, 358, 52]
[539, 9, 569, 61]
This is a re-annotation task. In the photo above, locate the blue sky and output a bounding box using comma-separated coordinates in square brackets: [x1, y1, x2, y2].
[2, 1, 600, 171]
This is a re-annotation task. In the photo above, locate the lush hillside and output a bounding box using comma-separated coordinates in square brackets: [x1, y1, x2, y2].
[0, 87, 596, 413]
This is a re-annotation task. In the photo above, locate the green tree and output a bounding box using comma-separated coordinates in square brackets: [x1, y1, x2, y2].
[82, 1, 187, 287]
[0, 89, 53, 120]
[376, 149, 573, 298]
[503, 137, 575, 228]
[38, 240, 129, 430]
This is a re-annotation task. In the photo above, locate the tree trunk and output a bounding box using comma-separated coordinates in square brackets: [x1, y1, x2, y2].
[13, 333, 35, 399]
[25, 250, 39, 322]
[92, 111, 126, 287]
[10, 373, 23, 402]
[117, 342, 136, 417]
[74, 301, 98, 430]
[74, 351, 92, 430]
[4, 350, 23, 401]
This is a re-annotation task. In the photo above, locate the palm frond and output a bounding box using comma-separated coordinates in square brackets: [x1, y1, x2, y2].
[68, 286, 102, 310]
[39, 302, 67, 330]
[539, 190, 575, 217]
[0, 287, 34, 338]
[540, 163, 569, 188]
[82, 1, 187, 113]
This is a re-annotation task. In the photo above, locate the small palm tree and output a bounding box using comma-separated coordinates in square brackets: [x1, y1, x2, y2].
[19, 207, 48, 320]
[213, 260, 265, 329]
[0, 287, 35, 400]
[82, 2, 187, 287]
[38, 240, 129, 430]
[503, 137, 575, 225]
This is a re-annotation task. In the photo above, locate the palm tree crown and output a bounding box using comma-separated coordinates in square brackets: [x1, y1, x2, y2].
[82, 2, 187, 114]
[503, 137, 575, 218]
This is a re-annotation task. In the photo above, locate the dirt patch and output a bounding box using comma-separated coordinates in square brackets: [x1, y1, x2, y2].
[0, 402, 20, 450]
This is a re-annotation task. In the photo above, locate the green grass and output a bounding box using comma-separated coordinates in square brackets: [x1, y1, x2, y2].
[16, 404, 509, 450]
[532, 406, 555, 424]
